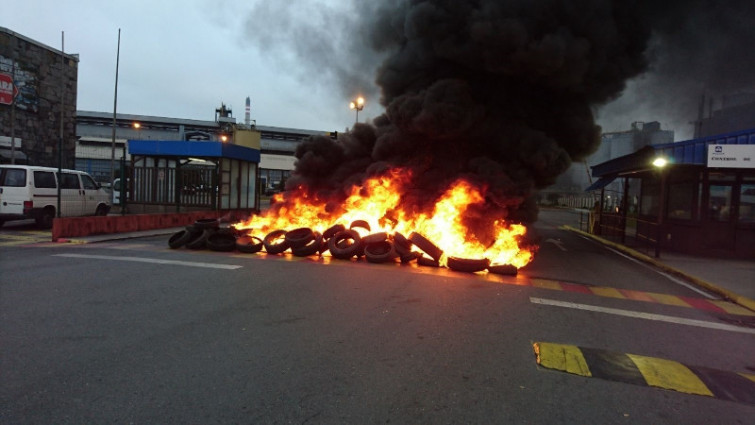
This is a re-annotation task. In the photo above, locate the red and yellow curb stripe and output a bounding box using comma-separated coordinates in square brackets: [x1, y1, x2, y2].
[527, 278, 755, 316]
[534, 342, 755, 405]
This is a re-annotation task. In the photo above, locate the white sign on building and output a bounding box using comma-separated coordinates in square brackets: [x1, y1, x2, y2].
[707, 144, 755, 168]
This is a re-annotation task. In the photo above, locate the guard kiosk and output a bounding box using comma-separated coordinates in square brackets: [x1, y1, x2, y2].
[126, 140, 260, 213]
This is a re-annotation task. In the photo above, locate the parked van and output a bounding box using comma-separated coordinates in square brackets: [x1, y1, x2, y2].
[0, 165, 111, 228]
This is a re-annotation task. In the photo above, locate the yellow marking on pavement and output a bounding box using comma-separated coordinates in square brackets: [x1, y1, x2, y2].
[588, 286, 625, 299]
[534, 342, 591, 377]
[708, 300, 755, 316]
[626, 354, 713, 396]
[646, 292, 692, 307]
[531, 278, 563, 291]
[739, 373, 755, 384]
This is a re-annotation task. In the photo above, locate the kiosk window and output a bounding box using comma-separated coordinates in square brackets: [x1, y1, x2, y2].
[708, 185, 732, 221]
[739, 184, 755, 223]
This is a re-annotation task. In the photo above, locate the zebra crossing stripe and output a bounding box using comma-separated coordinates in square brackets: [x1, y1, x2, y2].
[534, 342, 755, 405]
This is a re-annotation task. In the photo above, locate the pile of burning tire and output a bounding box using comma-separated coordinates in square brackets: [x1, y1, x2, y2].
[168, 219, 517, 275]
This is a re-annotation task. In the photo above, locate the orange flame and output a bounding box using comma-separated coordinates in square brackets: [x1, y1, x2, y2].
[233, 167, 535, 268]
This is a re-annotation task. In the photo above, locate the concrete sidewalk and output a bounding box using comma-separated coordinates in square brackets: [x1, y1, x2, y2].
[563, 225, 755, 312]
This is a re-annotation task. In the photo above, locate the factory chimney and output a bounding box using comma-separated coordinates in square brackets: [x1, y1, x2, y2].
[245, 96, 251, 126]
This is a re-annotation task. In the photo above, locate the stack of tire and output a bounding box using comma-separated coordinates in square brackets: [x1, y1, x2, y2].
[167, 219, 517, 275]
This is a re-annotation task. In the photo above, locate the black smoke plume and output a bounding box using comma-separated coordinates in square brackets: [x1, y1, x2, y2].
[279, 0, 753, 230]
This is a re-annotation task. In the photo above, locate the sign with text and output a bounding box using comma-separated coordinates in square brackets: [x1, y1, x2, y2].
[707, 144, 755, 168]
[0, 72, 18, 105]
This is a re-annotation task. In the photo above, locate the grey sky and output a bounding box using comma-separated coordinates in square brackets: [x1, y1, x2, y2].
[5, 0, 753, 141]
[4, 0, 379, 133]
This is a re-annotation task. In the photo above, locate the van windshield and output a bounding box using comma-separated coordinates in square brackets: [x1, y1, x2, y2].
[0, 168, 26, 187]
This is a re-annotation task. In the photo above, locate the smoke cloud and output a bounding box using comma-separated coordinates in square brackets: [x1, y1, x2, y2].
[258, 0, 754, 229]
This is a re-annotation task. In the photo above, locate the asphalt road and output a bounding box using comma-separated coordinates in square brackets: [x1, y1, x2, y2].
[1, 210, 754, 424]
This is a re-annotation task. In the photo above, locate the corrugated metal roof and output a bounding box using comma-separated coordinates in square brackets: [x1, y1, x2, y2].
[591, 127, 755, 178]
[128, 140, 260, 163]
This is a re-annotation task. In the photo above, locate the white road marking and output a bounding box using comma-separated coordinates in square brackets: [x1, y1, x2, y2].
[545, 238, 567, 251]
[530, 297, 755, 335]
[53, 253, 242, 270]
[604, 247, 717, 299]
[575, 234, 716, 299]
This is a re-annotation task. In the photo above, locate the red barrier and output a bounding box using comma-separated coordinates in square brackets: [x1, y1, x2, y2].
[52, 209, 256, 239]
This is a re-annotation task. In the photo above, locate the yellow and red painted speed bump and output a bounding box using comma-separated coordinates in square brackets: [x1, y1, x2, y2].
[527, 278, 755, 316]
[533, 342, 755, 405]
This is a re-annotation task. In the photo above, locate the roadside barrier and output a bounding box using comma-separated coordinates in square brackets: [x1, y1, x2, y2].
[51, 209, 255, 240]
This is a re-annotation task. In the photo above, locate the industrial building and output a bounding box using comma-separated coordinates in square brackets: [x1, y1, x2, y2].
[0, 26, 78, 166]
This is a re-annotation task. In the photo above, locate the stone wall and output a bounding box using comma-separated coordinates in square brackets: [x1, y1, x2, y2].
[0, 27, 78, 167]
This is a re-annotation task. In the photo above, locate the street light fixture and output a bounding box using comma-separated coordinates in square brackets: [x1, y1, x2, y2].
[349, 96, 365, 123]
[653, 156, 669, 258]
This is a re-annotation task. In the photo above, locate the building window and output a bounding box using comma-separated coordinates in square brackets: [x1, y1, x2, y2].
[739, 183, 755, 223]
[667, 181, 695, 220]
[640, 180, 659, 217]
[708, 184, 732, 222]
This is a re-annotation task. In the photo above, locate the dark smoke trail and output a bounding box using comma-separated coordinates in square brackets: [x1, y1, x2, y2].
[281, 0, 754, 232]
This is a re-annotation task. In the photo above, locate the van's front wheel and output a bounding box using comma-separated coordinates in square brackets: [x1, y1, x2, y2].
[36, 208, 55, 229]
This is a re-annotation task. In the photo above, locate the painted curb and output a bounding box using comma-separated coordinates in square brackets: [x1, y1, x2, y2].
[561, 225, 755, 313]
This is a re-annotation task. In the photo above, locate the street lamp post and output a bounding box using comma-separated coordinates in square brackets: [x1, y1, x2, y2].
[653, 157, 668, 258]
[349, 96, 365, 124]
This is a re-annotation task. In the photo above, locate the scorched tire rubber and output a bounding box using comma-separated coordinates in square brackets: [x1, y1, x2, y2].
[285, 227, 315, 249]
[291, 232, 323, 257]
[446, 256, 491, 273]
[488, 264, 518, 276]
[263, 229, 290, 254]
[408, 232, 443, 261]
[362, 232, 388, 244]
[236, 236, 264, 253]
[349, 220, 371, 232]
[194, 218, 220, 230]
[393, 232, 411, 250]
[323, 224, 345, 240]
[417, 255, 440, 267]
[206, 233, 237, 252]
[364, 240, 396, 263]
[328, 229, 362, 260]
[394, 243, 420, 263]
[186, 229, 212, 250]
[168, 229, 193, 249]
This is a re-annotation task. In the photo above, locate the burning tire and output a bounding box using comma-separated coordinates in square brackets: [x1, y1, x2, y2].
[446, 256, 490, 273]
[394, 241, 418, 263]
[186, 229, 212, 250]
[285, 227, 315, 249]
[488, 264, 518, 276]
[364, 240, 396, 263]
[323, 224, 345, 240]
[168, 229, 193, 249]
[328, 229, 362, 260]
[362, 232, 388, 244]
[393, 232, 411, 249]
[409, 232, 443, 261]
[263, 229, 290, 254]
[349, 220, 371, 232]
[206, 233, 237, 252]
[291, 232, 323, 257]
[417, 255, 440, 267]
[236, 236, 264, 253]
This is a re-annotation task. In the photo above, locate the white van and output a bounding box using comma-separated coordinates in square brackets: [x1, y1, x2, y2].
[0, 165, 111, 228]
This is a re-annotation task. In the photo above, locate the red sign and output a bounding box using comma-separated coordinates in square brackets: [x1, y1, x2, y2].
[0, 73, 18, 105]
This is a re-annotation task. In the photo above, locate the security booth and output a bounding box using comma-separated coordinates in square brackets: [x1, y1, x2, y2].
[126, 140, 260, 214]
[589, 128, 755, 258]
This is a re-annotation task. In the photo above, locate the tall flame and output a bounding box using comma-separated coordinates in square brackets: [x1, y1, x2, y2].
[234, 167, 535, 268]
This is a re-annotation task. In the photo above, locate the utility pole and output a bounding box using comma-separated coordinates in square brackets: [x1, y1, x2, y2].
[110, 29, 121, 187]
